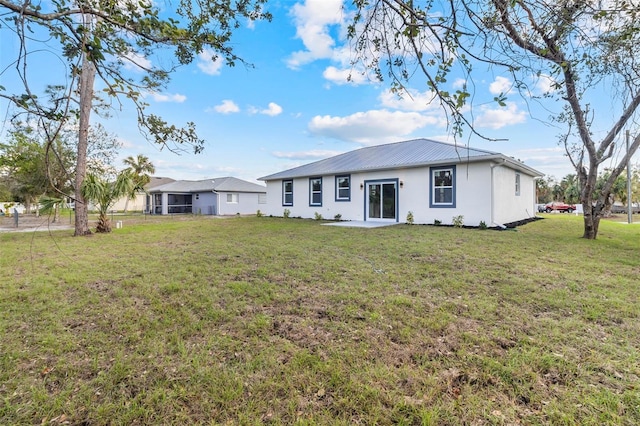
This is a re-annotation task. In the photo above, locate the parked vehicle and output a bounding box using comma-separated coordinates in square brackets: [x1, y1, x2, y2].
[610, 204, 640, 214]
[544, 201, 576, 213]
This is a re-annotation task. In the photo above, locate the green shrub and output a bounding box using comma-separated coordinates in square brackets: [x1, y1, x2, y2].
[283, 209, 291, 219]
[478, 220, 487, 230]
[406, 211, 414, 225]
[434, 219, 441, 226]
[314, 212, 323, 221]
[256, 210, 263, 217]
[452, 215, 464, 228]
[334, 213, 342, 221]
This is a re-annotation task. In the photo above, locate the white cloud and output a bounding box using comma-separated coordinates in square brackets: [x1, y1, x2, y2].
[509, 147, 572, 179]
[123, 51, 152, 71]
[197, 49, 224, 75]
[249, 102, 283, 116]
[150, 92, 187, 103]
[308, 109, 442, 145]
[286, 0, 345, 69]
[452, 78, 467, 89]
[285, 0, 383, 88]
[210, 100, 240, 114]
[475, 102, 526, 129]
[489, 76, 513, 95]
[272, 149, 343, 160]
[378, 88, 441, 112]
[323, 66, 368, 86]
[263, 102, 283, 116]
[531, 73, 559, 96]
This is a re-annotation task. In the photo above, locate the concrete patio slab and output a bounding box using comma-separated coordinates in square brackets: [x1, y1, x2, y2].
[322, 221, 400, 228]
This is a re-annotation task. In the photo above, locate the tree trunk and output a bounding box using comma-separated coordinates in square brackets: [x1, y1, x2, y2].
[96, 212, 111, 233]
[582, 204, 600, 239]
[74, 50, 96, 236]
[578, 164, 601, 240]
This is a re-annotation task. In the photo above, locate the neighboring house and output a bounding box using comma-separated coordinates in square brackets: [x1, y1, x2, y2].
[110, 176, 175, 213]
[147, 177, 267, 215]
[259, 138, 543, 227]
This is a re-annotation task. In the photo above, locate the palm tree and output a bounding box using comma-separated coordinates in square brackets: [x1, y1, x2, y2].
[82, 171, 134, 233]
[122, 154, 155, 212]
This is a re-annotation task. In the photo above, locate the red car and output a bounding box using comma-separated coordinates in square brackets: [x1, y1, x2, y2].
[545, 201, 576, 213]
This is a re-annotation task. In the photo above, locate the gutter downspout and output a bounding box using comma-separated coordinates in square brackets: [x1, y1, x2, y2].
[490, 159, 507, 229]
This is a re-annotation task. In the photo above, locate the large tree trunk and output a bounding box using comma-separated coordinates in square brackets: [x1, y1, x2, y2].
[582, 205, 600, 239]
[74, 50, 95, 236]
[578, 165, 601, 240]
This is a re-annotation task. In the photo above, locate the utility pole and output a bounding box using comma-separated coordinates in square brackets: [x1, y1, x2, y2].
[627, 130, 632, 224]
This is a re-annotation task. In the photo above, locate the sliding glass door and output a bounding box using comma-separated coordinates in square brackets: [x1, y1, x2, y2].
[367, 181, 397, 221]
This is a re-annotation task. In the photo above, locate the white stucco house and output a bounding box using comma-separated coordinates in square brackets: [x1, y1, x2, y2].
[259, 138, 543, 227]
[146, 177, 267, 215]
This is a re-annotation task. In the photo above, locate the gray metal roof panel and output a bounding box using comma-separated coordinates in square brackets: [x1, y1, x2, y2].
[148, 177, 265, 193]
[211, 177, 266, 193]
[259, 138, 523, 181]
[144, 176, 176, 190]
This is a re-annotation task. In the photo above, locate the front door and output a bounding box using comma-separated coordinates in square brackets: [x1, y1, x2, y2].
[366, 181, 397, 221]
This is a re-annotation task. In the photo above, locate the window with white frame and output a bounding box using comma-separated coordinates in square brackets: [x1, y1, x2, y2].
[515, 173, 521, 196]
[309, 177, 322, 206]
[282, 180, 293, 206]
[335, 175, 350, 201]
[227, 193, 239, 203]
[430, 166, 456, 207]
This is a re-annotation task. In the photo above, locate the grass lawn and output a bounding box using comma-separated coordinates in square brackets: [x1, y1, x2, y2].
[1, 214, 639, 425]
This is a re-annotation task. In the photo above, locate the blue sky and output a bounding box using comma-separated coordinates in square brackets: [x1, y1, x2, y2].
[2, 0, 637, 184]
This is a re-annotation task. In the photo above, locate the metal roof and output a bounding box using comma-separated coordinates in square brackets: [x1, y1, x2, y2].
[148, 177, 266, 193]
[259, 138, 542, 180]
[144, 176, 176, 190]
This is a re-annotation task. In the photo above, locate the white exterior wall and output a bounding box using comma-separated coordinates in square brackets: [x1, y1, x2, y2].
[437, 163, 492, 226]
[262, 164, 482, 226]
[217, 192, 265, 215]
[351, 166, 492, 226]
[190, 191, 266, 215]
[491, 165, 537, 225]
[263, 161, 537, 226]
[264, 173, 366, 220]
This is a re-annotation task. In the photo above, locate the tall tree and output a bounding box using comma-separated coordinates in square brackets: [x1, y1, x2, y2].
[596, 169, 627, 209]
[0, 127, 48, 213]
[0, 179, 11, 202]
[0, 120, 119, 219]
[0, 0, 270, 236]
[348, 0, 640, 239]
[122, 154, 155, 212]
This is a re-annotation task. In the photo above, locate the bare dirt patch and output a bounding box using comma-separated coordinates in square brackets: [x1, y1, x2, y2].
[0, 214, 73, 233]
